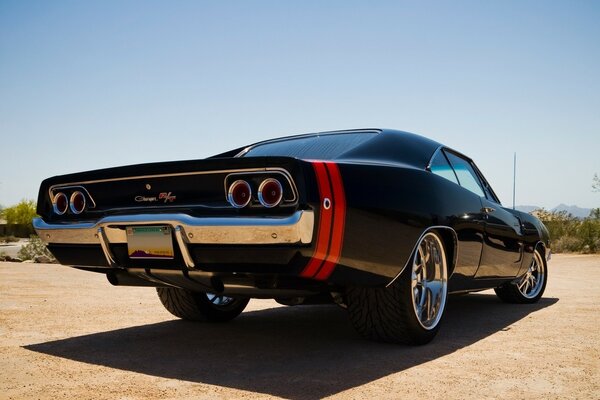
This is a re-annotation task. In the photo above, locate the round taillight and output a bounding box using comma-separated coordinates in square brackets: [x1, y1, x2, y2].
[228, 180, 252, 208]
[70, 191, 86, 214]
[53, 192, 68, 215]
[258, 178, 283, 208]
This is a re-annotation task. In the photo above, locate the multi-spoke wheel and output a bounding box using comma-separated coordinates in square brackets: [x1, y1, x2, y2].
[347, 230, 449, 344]
[411, 233, 448, 330]
[157, 288, 249, 322]
[495, 248, 547, 304]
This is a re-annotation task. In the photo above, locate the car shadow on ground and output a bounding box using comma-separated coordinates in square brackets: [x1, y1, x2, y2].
[25, 293, 557, 399]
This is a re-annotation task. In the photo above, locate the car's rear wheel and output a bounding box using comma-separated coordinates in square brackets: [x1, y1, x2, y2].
[347, 231, 448, 344]
[494, 248, 547, 304]
[156, 287, 249, 322]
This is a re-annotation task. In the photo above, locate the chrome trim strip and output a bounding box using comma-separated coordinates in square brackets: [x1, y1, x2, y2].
[50, 186, 97, 209]
[97, 227, 118, 268]
[49, 167, 298, 211]
[33, 210, 314, 246]
[49, 167, 293, 192]
[385, 226, 459, 288]
[174, 225, 195, 269]
[425, 145, 445, 171]
[235, 128, 382, 157]
[224, 170, 298, 205]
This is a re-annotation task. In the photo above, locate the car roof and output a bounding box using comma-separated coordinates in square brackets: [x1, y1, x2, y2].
[336, 129, 442, 168]
[213, 128, 443, 169]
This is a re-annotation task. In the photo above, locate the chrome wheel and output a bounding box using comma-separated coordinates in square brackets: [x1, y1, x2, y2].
[517, 250, 546, 299]
[206, 293, 236, 307]
[411, 232, 448, 330]
[494, 247, 548, 304]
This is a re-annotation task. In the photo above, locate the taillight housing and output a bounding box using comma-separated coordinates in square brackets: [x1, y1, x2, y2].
[53, 192, 68, 215]
[258, 178, 283, 208]
[224, 171, 297, 209]
[70, 191, 86, 214]
[227, 180, 252, 208]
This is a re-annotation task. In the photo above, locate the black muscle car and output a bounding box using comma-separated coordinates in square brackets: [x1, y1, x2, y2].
[34, 129, 550, 344]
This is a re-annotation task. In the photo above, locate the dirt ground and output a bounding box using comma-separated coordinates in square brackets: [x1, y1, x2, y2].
[1, 254, 598, 400]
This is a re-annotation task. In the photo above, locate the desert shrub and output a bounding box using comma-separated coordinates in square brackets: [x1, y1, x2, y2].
[577, 218, 600, 253]
[17, 235, 56, 262]
[552, 236, 584, 253]
[535, 208, 600, 253]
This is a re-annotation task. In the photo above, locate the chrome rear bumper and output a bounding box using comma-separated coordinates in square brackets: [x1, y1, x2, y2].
[33, 211, 314, 269]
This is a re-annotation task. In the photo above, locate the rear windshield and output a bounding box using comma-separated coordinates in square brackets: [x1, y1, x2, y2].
[242, 132, 378, 159]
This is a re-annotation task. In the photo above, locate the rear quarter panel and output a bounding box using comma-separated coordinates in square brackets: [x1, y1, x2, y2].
[329, 162, 485, 287]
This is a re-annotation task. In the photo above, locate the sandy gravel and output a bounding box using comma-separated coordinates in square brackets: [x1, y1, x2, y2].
[1, 254, 599, 399]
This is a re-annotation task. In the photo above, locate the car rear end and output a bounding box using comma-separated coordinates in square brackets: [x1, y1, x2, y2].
[34, 156, 338, 296]
[34, 129, 423, 297]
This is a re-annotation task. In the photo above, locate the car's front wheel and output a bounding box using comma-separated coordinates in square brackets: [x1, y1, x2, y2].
[157, 288, 249, 322]
[494, 247, 547, 304]
[347, 231, 449, 345]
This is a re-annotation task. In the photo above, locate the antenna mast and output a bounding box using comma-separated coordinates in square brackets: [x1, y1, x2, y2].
[512, 152, 516, 210]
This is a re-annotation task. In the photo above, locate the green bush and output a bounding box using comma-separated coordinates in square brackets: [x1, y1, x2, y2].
[1, 200, 37, 238]
[2, 199, 37, 225]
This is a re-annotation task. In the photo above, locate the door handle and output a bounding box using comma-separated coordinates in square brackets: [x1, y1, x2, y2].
[481, 207, 495, 214]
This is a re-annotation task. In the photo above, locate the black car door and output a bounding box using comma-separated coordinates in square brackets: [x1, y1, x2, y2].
[429, 149, 484, 284]
[444, 151, 524, 279]
[477, 198, 524, 278]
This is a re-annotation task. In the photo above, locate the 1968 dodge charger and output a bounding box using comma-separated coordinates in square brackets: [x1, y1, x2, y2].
[34, 129, 550, 344]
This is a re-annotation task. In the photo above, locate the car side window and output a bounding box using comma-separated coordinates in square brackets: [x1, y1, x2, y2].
[445, 152, 486, 197]
[429, 151, 459, 184]
[472, 162, 502, 204]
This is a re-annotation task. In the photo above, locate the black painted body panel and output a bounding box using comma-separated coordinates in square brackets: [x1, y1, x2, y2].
[36, 128, 550, 295]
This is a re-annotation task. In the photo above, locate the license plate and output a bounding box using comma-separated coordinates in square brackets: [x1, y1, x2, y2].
[127, 226, 174, 259]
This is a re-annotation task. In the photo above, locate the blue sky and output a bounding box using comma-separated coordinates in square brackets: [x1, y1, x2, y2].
[1, 1, 599, 209]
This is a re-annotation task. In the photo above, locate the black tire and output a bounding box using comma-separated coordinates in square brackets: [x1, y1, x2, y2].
[495, 247, 547, 304]
[346, 231, 449, 345]
[156, 288, 249, 322]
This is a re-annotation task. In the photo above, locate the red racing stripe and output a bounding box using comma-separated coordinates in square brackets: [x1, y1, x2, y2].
[314, 162, 346, 280]
[300, 162, 333, 278]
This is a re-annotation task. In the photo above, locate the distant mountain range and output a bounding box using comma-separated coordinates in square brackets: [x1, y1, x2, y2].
[515, 204, 593, 219]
